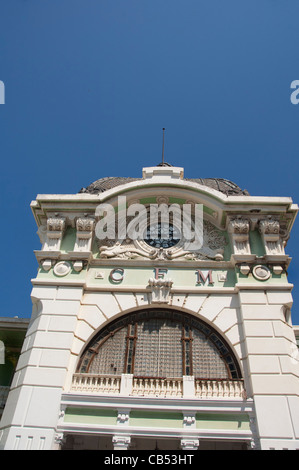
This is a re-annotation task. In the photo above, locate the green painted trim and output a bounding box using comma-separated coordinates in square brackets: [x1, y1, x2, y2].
[37, 266, 87, 280]
[87, 266, 237, 288]
[60, 227, 76, 253]
[196, 413, 250, 431]
[236, 269, 288, 285]
[130, 411, 183, 428]
[139, 197, 160, 204]
[64, 407, 117, 425]
[249, 230, 265, 256]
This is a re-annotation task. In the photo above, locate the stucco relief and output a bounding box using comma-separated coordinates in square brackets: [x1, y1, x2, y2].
[96, 219, 227, 261]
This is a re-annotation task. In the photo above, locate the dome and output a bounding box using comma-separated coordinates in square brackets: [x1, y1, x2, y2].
[79, 175, 249, 196]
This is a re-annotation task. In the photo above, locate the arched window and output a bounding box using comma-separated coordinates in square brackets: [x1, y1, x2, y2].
[78, 310, 241, 379]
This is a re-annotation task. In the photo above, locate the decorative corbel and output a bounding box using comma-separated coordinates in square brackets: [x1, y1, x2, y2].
[259, 218, 284, 255]
[228, 217, 251, 255]
[148, 277, 173, 303]
[43, 216, 66, 251]
[68, 216, 95, 270]
[180, 438, 200, 450]
[74, 216, 95, 252]
[112, 435, 131, 450]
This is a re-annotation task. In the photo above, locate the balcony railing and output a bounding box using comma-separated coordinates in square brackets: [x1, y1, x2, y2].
[195, 378, 245, 399]
[70, 374, 246, 399]
[132, 377, 183, 397]
[71, 374, 121, 395]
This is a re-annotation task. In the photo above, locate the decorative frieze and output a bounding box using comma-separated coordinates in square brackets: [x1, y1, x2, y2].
[97, 219, 226, 261]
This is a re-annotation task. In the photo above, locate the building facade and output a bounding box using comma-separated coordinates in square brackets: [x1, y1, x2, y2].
[1, 164, 299, 450]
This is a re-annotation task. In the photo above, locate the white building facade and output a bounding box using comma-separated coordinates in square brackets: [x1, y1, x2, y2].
[0, 164, 299, 450]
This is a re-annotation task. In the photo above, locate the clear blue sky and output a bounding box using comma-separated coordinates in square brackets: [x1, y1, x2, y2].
[1, 1, 299, 322]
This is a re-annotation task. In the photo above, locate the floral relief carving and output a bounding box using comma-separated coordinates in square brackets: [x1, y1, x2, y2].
[228, 217, 250, 234]
[259, 219, 280, 235]
[76, 217, 95, 232]
[97, 219, 227, 261]
[47, 217, 66, 232]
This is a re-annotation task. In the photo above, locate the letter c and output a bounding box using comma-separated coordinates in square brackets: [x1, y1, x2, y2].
[109, 268, 124, 283]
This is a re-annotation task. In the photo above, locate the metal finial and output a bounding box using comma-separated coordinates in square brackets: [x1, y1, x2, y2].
[162, 128, 165, 165]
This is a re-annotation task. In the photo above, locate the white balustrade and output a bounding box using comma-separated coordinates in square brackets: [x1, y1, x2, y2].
[71, 374, 121, 394]
[132, 377, 183, 397]
[195, 379, 245, 399]
[70, 374, 245, 399]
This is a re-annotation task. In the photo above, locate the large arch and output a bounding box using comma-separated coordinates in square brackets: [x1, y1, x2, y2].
[76, 308, 242, 380]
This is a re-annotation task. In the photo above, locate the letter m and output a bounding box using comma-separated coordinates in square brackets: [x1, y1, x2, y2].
[196, 270, 214, 285]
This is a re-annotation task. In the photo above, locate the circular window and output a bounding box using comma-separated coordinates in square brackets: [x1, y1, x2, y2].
[143, 222, 181, 249]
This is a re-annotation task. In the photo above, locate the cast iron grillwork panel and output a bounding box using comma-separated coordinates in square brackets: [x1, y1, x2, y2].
[77, 310, 241, 379]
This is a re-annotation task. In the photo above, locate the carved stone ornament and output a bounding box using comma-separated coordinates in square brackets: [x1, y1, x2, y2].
[53, 261, 72, 277]
[180, 439, 199, 450]
[228, 217, 251, 255]
[73, 217, 95, 253]
[259, 218, 280, 235]
[112, 435, 131, 449]
[76, 217, 95, 232]
[259, 218, 284, 255]
[228, 217, 250, 234]
[252, 265, 271, 281]
[47, 216, 66, 232]
[117, 412, 129, 425]
[239, 264, 251, 275]
[97, 219, 226, 261]
[183, 415, 196, 425]
[41, 259, 52, 271]
[148, 277, 173, 303]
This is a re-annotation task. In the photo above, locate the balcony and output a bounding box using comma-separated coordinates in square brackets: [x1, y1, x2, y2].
[70, 373, 246, 400]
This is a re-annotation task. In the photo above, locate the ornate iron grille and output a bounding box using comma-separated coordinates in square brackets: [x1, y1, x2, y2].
[77, 310, 241, 379]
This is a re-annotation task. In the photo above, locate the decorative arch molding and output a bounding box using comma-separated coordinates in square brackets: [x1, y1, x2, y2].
[76, 307, 242, 381]
[93, 183, 229, 230]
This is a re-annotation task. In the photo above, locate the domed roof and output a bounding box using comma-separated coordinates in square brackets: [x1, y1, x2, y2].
[79, 174, 249, 196]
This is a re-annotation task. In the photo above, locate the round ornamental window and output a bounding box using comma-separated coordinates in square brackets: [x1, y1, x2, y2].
[53, 261, 72, 277]
[252, 265, 271, 281]
[143, 222, 181, 249]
